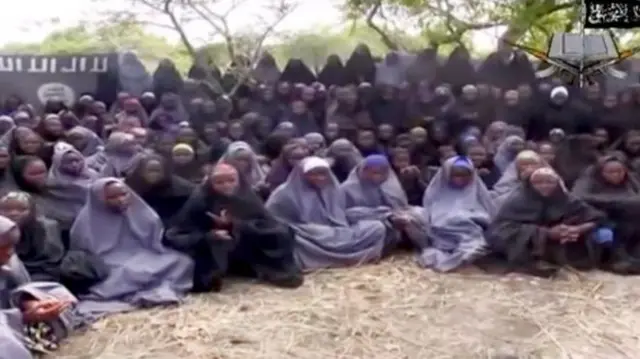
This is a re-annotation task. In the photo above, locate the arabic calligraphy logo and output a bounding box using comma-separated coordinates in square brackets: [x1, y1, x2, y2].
[506, 32, 640, 87]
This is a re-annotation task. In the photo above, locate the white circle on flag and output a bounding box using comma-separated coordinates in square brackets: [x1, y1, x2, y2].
[37, 83, 75, 106]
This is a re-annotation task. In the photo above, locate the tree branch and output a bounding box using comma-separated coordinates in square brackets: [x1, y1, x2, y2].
[365, 1, 400, 51]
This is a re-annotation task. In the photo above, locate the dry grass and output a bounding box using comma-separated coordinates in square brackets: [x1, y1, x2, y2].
[49, 255, 640, 359]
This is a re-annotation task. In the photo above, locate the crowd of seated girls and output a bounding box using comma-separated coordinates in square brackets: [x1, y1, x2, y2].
[2, 57, 640, 356]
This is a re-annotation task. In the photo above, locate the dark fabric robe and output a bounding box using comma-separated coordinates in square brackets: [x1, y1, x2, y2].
[164, 178, 302, 292]
[487, 178, 606, 276]
[571, 157, 640, 273]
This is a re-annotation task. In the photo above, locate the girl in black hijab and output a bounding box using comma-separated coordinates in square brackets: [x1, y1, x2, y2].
[488, 167, 606, 277]
[318, 54, 347, 87]
[126, 154, 196, 226]
[165, 162, 303, 292]
[571, 155, 640, 274]
[344, 43, 376, 85]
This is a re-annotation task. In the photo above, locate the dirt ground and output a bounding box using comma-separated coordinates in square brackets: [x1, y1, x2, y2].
[49, 256, 640, 359]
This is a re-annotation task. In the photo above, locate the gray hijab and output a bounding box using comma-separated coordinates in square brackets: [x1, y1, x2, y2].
[70, 178, 193, 316]
[44, 142, 98, 228]
[218, 141, 266, 186]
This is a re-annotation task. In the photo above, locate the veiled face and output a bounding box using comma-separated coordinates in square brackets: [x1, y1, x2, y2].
[22, 159, 47, 188]
[210, 169, 239, 195]
[119, 116, 141, 132]
[601, 160, 626, 185]
[60, 151, 85, 176]
[16, 128, 42, 154]
[0, 227, 19, 266]
[228, 122, 244, 140]
[508, 138, 525, 154]
[177, 127, 197, 144]
[356, 130, 376, 149]
[467, 145, 487, 168]
[391, 149, 411, 170]
[261, 86, 275, 101]
[286, 147, 308, 167]
[538, 143, 555, 164]
[303, 167, 331, 188]
[0, 196, 30, 225]
[291, 100, 307, 115]
[277, 82, 291, 96]
[517, 84, 532, 99]
[360, 163, 389, 185]
[448, 165, 473, 188]
[625, 134, 640, 153]
[409, 128, 428, 146]
[324, 122, 339, 140]
[103, 181, 131, 212]
[171, 148, 195, 165]
[227, 150, 252, 173]
[0, 147, 9, 169]
[377, 124, 394, 142]
[593, 128, 609, 147]
[516, 157, 544, 179]
[141, 159, 165, 185]
[43, 116, 64, 137]
[530, 171, 559, 197]
[504, 91, 519, 106]
[301, 87, 315, 103]
[603, 94, 618, 109]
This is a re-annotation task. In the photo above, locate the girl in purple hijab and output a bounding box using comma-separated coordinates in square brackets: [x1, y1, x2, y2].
[419, 156, 496, 272]
[265, 156, 388, 271]
[69, 178, 193, 316]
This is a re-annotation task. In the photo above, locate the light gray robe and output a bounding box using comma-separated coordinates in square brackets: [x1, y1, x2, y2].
[340, 160, 428, 248]
[70, 178, 193, 317]
[419, 157, 496, 272]
[2, 254, 85, 359]
[265, 165, 387, 271]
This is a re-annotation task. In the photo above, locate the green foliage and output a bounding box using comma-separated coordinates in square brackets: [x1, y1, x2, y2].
[1, 22, 193, 72]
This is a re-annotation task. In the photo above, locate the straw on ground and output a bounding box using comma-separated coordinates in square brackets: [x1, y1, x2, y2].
[49, 256, 640, 359]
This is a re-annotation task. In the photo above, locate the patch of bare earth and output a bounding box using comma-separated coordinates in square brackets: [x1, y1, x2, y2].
[49, 256, 640, 359]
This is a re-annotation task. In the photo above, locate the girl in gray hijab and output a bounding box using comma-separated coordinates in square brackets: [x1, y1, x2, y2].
[45, 142, 98, 230]
[490, 150, 546, 211]
[325, 138, 363, 182]
[218, 141, 266, 187]
[0, 215, 85, 357]
[69, 178, 193, 317]
[340, 154, 428, 248]
[419, 156, 496, 272]
[65, 126, 104, 157]
[265, 156, 388, 271]
[95, 132, 141, 178]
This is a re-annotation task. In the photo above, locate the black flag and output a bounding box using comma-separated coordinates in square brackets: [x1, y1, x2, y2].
[584, 0, 640, 28]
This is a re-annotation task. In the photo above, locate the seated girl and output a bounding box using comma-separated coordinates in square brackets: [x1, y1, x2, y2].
[488, 167, 607, 277]
[126, 154, 195, 227]
[93, 132, 140, 177]
[69, 178, 193, 316]
[340, 154, 428, 248]
[0, 191, 107, 295]
[218, 141, 266, 188]
[419, 156, 496, 272]
[571, 154, 640, 274]
[0, 215, 86, 358]
[265, 139, 309, 192]
[490, 150, 547, 210]
[45, 142, 99, 232]
[325, 139, 362, 182]
[266, 156, 388, 271]
[388, 147, 427, 206]
[165, 163, 303, 292]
